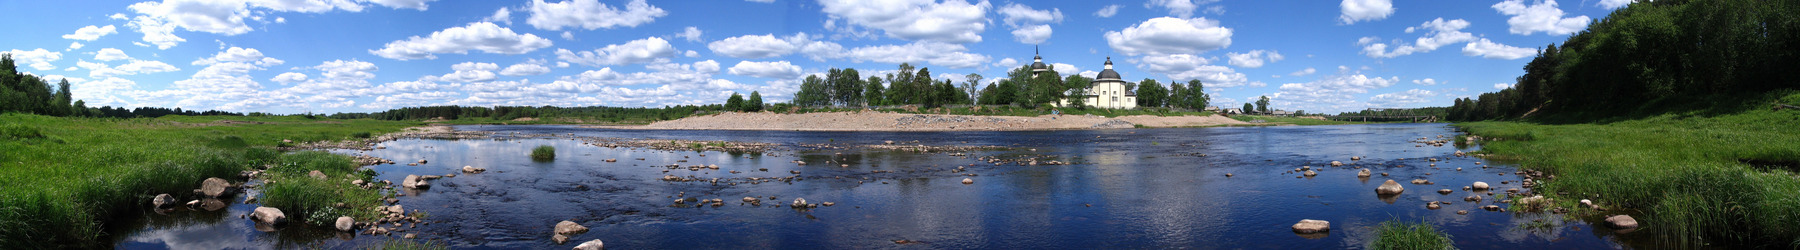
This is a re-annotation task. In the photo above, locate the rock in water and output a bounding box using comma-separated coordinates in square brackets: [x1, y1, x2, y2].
[1357, 169, 1371, 177]
[1291, 219, 1330, 233]
[962, 178, 974, 184]
[555, 220, 588, 235]
[335, 216, 355, 231]
[1303, 170, 1317, 177]
[1605, 215, 1639, 229]
[575, 240, 605, 250]
[402, 175, 430, 189]
[1472, 181, 1490, 190]
[152, 194, 177, 208]
[1330, 161, 1344, 167]
[250, 207, 286, 225]
[1437, 189, 1453, 195]
[200, 178, 231, 198]
[387, 205, 404, 214]
[462, 166, 486, 173]
[1427, 202, 1441, 210]
[791, 198, 809, 208]
[1376, 180, 1405, 195]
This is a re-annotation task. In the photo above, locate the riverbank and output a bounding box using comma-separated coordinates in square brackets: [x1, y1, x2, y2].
[620, 111, 1249, 131]
[1453, 99, 1800, 247]
[0, 114, 422, 248]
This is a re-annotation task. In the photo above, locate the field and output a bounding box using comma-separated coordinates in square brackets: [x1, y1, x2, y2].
[0, 114, 418, 248]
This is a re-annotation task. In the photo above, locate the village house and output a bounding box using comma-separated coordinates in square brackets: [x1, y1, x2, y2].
[1056, 56, 1136, 109]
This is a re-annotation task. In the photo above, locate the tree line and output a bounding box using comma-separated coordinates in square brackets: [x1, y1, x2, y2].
[1449, 0, 1800, 121]
[1, 55, 242, 118]
[328, 105, 729, 122]
[792, 62, 1211, 111]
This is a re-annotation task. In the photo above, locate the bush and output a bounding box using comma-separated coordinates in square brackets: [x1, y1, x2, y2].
[531, 145, 555, 161]
[1369, 220, 1455, 250]
[351, 131, 372, 138]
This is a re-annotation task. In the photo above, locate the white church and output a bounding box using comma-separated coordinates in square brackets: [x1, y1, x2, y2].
[1043, 54, 1136, 109]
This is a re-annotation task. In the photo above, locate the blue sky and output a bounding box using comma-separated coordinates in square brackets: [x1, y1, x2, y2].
[0, 0, 1631, 114]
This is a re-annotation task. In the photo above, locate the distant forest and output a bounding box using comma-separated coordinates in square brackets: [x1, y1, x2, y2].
[792, 62, 1212, 110]
[0, 55, 243, 118]
[1448, 0, 1800, 121]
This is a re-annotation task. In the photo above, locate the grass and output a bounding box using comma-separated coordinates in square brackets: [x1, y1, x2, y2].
[367, 239, 448, 250]
[1453, 91, 1800, 247]
[1368, 220, 1456, 250]
[1228, 115, 1369, 126]
[259, 151, 385, 226]
[531, 145, 556, 161]
[0, 114, 417, 248]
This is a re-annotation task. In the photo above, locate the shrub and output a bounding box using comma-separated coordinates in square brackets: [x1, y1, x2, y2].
[351, 132, 372, 138]
[531, 145, 555, 161]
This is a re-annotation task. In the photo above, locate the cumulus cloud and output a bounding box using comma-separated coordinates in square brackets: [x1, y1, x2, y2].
[1369, 89, 1437, 106]
[1290, 67, 1317, 76]
[992, 58, 1019, 68]
[499, 62, 552, 76]
[1412, 78, 1440, 85]
[1094, 4, 1121, 18]
[998, 3, 1062, 44]
[119, 0, 440, 50]
[1491, 0, 1589, 35]
[271, 72, 307, 84]
[1272, 72, 1400, 112]
[63, 25, 117, 41]
[5, 48, 64, 71]
[675, 26, 703, 42]
[1135, 54, 1257, 88]
[68, 42, 85, 51]
[1225, 50, 1282, 68]
[555, 37, 677, 66]
[1105, 17, 1232, 56]
[835, 42, 990, 69]
[1146, 0, 1221, 18]
[1462, 38, 1537, 60]
[1359, 18, 1474, 58]
[1495, 83, 1513, 89]
[728, 60, 803, 79]
[707, 33, 809, 59]
[818, 0, 990, 44]
[525, 0, 667, 31]
[1340, 0, 1395, 24]
[1597, 0, 1632, 9]
[434, 62, 499, 82]
[369, 22, 552, 60]
[192, 47, 284, 66]
[483, 7, 512, 25]
[94, 48, 132, 61]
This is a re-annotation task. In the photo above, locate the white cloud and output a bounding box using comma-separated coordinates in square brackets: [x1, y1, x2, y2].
[1369, 89, 1437, 106]
[1491, 0, 1589, 35]
[684, 50, 699, 57]
[192, 47, 283, 66]
[499, 62, 552, 76]
[271, 72, 307, 84]
[68, 42, 85, 51]
[1289, 67, 1316, 76]
[676, 26, 703, 42]
[1049, 63, 1079, 76]
[1105, 17, 1232, 56]
[1462, 38, 1537, 60]
[125, 15, 184, 49]
[992, 58, 1019, 68]
[747, 0, 775, 3]
[1094, 4, 1121, 18]
[525, 0, 667, 31]
[1271, 73, 1400, 112]
[707, 33, 807, 59]
[95, 48, 132, 61]
[5, 49, 64, 71]
[818, 0, 990, 44]
[63, 25, 117, 41]
[1340, 0, 1395, 24]
[364, 0, 438, 10]
[1359, 18, 1474, 58]
[1146, 0, 1220, 18]
[435, 62, 499, 82]
[83, 59, 180, 78]
[1495, 83, 1513, 89]
[555, 37, 677, 66]
[127, 0, 255, 36]
[369, 22, 553, 60]
[1412, 78, 1440, 85]
[1598, 0, 1631, 9]
[838, 42, 990, 69]
[483, 7, 511, 25]
[1225, 50, 1282, 68]
[1135, 54, 1257, 88]
[998, 3, 1062, 45]
[728, 60, 803, 79]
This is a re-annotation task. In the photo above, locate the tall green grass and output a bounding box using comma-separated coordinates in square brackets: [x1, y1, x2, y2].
[259, 151, 384, 226]
[1368, 220, 1455, 250]
[0, 114, 416, 248]
[1454, 93, 1800, 247]
[531, 145, 556, 161]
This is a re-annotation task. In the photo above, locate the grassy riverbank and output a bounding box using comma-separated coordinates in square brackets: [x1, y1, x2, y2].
[1453, 93, 1800, 247]
[0, 114, 417, 247]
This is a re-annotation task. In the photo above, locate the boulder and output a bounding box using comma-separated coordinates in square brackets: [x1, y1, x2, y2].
[962, 178, 974, 184]
[1482, 205, 1501, 211]
[1303, 170, 1317, 177]
[1465, 196, 1483, 202]
[1330, 161, 1344, 167]
[575, 239, 606, 250]
[1427, 202, 1441, 210]
[1437, 189, 1453, 195]
[1457, 210, 1469, 215]
[1351, 156, 1363, 161]
[462, 166, 486, 173]
[1356, 169, 1371, 177]
[1410, 179, 1431, 185]
[335, 216, 355, 231]
[1291, 219, 1330, 234]
[250, 207, 287, 225]
[1580, 199, 1593, 207]
[1472, 181, 1490, 190]
[1376, 180, 1405, 195]
[199, 177, 232, 198]
[1605, 215, 1639, 229]
[308, 170, 328, 180]
[402, 175, 429, 189]
[152, 194, 177, 208]
[791, 198, 809, 208]
[555, 220, 588, 235]
[387, 205, 405, 214]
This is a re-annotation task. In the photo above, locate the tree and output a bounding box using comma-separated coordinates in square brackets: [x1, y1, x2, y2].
[977, 83, 999, 105]
[829, 68, 863, 106]
[913, 67, 936, 106]
[747, 91, 764, 112]
[1028, 69, 1062, 106]
[51, 79, 71, 116]
[962, 73, 982, 105]
[1243, 103, 1254, 114]
[1179, 79, 1209, 110]
[793, 75, 830, 106]
[1064, 75, 1091, 109]
[1135, 79, 1167, 108]
[1255, 96, 1271, 114]
[725, 93, 745, 111]
[863, 76, 885, 106]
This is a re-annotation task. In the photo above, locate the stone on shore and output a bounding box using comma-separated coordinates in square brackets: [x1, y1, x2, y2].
[1605, 215, 1639, 229]
[200, 177, 232, 198]
[152, 194, 177, 208]
[402, 175, 429, 189]
[251, 207, 286, 225]
[1376, 180, 1405, 195]
[308, 170, 327, 180]
[1291, 219, 1330, 234]
[575, 240, 605, 250]
[1472, 181, 1490, 190]
[335, 216, 355, 231]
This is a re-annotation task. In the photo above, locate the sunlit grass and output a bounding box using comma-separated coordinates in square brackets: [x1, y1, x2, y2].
[531, 145, 556, 161]
[1368, 220, 1455, 250]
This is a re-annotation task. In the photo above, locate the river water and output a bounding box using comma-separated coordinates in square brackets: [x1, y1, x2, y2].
[114, 123, 1638, 249]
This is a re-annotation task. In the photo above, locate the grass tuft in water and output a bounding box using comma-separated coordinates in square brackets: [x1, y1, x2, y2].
[1369, 220, 1456, 250]
[368, 239, 448, 250]
[531, 145, 556, 161]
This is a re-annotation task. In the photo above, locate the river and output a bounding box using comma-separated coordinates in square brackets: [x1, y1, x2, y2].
[113, 123, 1637, 249]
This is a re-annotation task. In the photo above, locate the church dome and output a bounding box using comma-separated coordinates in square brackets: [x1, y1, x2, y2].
[1096, 57, 1121, 81]
[1030, 55, 1048, 71]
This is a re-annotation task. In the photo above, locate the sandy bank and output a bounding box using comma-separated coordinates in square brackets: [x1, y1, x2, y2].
[615, 111, 1249, 131]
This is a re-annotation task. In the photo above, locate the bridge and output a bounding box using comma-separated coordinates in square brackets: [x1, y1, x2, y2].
[1322, 115, 1439, 123]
